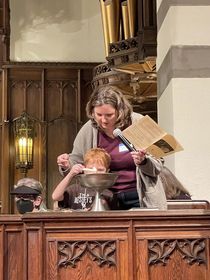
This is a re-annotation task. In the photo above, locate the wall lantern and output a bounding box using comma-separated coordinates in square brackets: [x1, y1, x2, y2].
[13, 111, 36, 176]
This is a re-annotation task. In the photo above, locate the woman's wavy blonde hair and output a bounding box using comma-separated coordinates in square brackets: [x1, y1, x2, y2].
[86, 85, 133, 130]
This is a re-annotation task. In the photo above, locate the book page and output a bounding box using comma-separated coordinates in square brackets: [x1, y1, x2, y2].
[122, 115, 183, 158]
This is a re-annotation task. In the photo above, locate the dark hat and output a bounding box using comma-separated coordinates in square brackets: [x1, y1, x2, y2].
[10, 185, 41, 195]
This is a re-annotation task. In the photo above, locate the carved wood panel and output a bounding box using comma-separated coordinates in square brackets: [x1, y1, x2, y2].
[148, 239, 206, 266]
[45, 229, 129, 280]
[0, 64, 95, 213]
[136, 237, 209, 280]
[2, 211, 210, 280]
[45, 78, 78, 207]
[57, 240, 116, 268]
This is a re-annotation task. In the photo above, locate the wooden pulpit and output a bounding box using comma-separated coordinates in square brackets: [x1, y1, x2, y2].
[1, 208, 210, 280]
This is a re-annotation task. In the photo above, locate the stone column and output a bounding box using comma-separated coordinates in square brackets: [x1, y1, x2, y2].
[156, 0, 210, 200]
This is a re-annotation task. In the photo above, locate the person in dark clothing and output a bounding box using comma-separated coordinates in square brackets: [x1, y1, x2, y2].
[52, 148, 111, 210]
[10, 177, 47, 214]
[160, 166, 191, 200]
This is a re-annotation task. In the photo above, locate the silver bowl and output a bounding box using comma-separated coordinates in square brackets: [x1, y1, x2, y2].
[76, 173, 118, 211]
[76, 173, 118, 191]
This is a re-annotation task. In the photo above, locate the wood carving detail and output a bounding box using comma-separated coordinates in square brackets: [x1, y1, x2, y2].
[148, 239, 206, 266]
[11, 80, 41, 90]
[109, 37, 138, 54]
[93, 62, 112, 77]
[46, 80, 77, 122]
[58, 240, 116, 268]
[47, 80, 76, 91]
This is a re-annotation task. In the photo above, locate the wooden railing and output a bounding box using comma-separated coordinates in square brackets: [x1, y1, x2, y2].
[1, 208, 210, 280]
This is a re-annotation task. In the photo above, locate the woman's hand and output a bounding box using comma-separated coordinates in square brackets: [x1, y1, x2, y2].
[131, 149, 146, 165]
[57, 153, 70, 170]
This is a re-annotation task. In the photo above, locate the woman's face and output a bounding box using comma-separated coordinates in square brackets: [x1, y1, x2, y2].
[93, 104, 118, 132]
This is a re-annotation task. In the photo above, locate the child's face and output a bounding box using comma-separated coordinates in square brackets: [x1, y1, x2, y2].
[85, 161, 107, 173]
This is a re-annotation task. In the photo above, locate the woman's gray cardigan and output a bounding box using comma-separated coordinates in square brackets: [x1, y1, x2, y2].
[67, 113, 167, 210]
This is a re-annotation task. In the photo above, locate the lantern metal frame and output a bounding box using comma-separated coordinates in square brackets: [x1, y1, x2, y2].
[13, 111, 36, 176]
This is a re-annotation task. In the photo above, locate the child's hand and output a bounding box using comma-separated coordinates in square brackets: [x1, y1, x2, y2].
[70, 164, 85, 177]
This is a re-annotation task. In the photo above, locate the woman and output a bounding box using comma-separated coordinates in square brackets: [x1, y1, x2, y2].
[57, 85, 167, 210]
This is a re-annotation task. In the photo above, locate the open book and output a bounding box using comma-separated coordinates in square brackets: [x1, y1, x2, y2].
[122, 115, 183, 158]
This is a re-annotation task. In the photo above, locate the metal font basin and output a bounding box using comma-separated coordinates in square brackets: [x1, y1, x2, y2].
[76, 173, 118, 191]
[76, 173, 118, 211]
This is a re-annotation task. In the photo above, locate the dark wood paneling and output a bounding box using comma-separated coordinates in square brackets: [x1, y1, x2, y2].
[0, 72, 2, 210]
[28, 228, 43, 280]
[46, 75, 78, 207]
[0, 0, 10, 66]
[80, 69, 94, 125]
[0, 63, 96, 213]
[0, 219, 24, 280]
